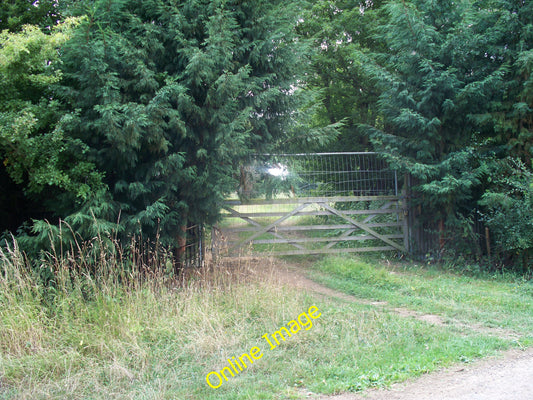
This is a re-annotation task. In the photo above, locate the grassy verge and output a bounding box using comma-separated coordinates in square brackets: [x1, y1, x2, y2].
[308, 256, 533, 346]
[0, 244, 528, 399]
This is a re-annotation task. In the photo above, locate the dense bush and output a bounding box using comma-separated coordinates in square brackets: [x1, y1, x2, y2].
[479, 158, 533, 269]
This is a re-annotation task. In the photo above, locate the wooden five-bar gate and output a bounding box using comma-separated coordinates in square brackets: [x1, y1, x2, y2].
[213, 153, 408, 257]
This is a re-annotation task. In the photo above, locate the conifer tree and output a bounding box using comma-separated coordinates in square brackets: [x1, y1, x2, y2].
[58, 0, 310, 247]
[358, 0, 479, 221]
[465, 0, 533, 265]
[357, 0, 532, 262]
[465, 0, 533, 166]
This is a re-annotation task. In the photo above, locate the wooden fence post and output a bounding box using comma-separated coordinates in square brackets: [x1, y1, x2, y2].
[402, 174, 410, 253]
[175, 212, 188, 271]
[485, 226, 491, 265]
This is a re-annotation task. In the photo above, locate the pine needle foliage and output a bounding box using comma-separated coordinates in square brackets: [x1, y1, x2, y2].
[22, 0, 310, 249]
[357, 0, 479, 219]
[345, 0, 533, 266]
[358, 0, 532, 227]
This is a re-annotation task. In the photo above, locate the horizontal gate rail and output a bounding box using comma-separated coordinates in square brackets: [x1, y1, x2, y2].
[264, 247, 398, 257]
[252, 234, 404, 245]
[224, 195, 399, 205]
[221, 209, 401, 218]
[224, 222, 403, 233]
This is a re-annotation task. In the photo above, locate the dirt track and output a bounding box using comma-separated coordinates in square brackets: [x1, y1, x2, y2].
[269, 260, 533, 400]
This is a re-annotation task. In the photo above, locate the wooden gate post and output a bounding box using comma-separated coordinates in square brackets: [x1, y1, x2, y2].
[402, 174, 411, 253]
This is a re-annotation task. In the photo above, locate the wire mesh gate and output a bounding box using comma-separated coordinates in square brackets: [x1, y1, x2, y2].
[213, 153, 408, 257]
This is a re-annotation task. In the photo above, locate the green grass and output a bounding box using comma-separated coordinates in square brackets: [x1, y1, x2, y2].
[0, 243, 529, 399]
[308, 257, 533, 346]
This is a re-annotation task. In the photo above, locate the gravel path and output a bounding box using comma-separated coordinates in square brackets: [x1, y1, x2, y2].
[318, 348, 533, 400]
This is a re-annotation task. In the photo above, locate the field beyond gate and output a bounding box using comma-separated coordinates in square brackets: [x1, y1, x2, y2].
[214, 153, 408, 256]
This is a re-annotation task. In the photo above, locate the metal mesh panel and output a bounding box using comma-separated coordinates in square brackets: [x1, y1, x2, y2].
[235, 152, 397, 200]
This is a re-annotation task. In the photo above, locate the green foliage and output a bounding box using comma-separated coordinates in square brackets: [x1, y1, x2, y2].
[0, 0, 333, 252]
[52, 0, 313, 247]
[465, 0, 533, 165]
[479, 158, 533, 268]
[297, 0, 387, 151]
[0, 0, 60, 32]
[357, 0, 479, 217]
[0, 20, 105, 236]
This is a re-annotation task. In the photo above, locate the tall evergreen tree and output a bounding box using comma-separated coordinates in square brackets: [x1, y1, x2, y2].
[357, 0, 532, 262]
[57, 0, 310, 247]
[358, 0, 479, 221]
[466, 0, 533, 265]
[465, 0, 533, 165]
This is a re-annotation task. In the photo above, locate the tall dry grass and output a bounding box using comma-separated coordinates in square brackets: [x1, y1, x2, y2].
[0, 235, 307, 398]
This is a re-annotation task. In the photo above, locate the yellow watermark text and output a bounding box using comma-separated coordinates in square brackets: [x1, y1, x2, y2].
[205, 305, 322, 389]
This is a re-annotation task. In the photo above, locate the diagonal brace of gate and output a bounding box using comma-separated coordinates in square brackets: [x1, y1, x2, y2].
[228, 202, 312, 251]
[222, 205, 305, 250]
[320, 202, 405, 252]
[324, 201, 396, 249]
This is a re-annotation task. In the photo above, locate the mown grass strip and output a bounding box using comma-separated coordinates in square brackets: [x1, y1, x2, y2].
[308, 256, 533, 346]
